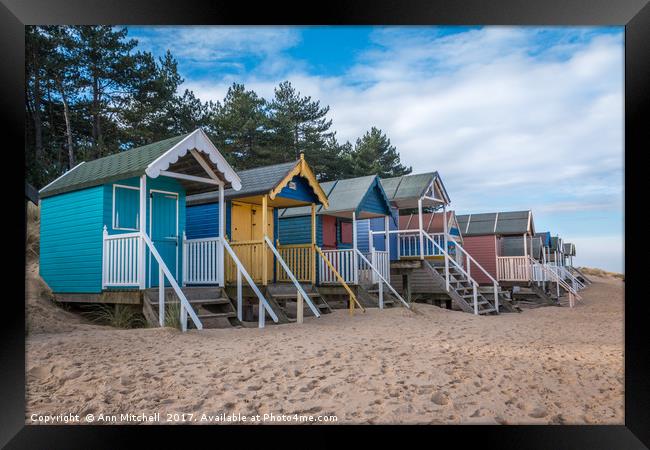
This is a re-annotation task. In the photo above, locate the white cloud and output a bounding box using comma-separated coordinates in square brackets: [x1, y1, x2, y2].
[176, 26, 623, 270]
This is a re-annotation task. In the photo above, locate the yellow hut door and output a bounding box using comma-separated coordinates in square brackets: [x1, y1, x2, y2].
[251, 205, 274, 281]
[229, 201, 274, 283]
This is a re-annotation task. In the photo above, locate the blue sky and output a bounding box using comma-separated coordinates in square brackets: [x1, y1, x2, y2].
[127, 26, 624, 272]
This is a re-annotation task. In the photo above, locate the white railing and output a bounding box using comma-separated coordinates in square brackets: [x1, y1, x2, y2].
[102, 227, 141, 287]
[547, 263, 585, 291]
[355, 249, 410, 309]
[141, 233, 203, 331]
[222, 238, 278, 328]
[319, 248, 356, 284]
[422, 233, 482, 314]
[183, 234, 221, 285]
[454, 240, 500, 313]
[264, 236, 320, 319]
[396, 230, 445, 258]
[371, 250, 390, 284]
[529, 257, 582, 307]
[497, 256, 531, 281]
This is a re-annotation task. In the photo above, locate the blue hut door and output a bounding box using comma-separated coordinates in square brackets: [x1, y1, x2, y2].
[149, 190, 179, 287]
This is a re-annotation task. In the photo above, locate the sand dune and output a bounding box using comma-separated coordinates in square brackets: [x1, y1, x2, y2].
[25, 276, 623, 425]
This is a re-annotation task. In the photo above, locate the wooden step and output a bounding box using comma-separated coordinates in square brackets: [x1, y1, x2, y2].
[149, 297, 231, 306]
[198, 311, 237, 319]
[478, 308, 496, 314]
[270, 293, 322, 299]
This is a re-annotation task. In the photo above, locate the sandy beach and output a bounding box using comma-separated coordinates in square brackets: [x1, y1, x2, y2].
[25, 270, 623, 425]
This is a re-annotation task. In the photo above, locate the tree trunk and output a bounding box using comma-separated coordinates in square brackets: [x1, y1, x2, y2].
[92, 75, 101, 156]
[56, 77, 75, 169]
[32, 55, 43, 160]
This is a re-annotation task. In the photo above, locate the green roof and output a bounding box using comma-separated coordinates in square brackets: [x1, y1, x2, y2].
[39, 133, 191, 198]
[380, 171, 450, 207]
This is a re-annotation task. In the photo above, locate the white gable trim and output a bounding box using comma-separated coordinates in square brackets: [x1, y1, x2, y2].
[39, 161, 86, 193]
[146, 128, 241, 191]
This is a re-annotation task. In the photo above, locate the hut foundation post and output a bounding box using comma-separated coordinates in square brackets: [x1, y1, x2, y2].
[262, 195, 268, 286]
[311, 203, 316, 285]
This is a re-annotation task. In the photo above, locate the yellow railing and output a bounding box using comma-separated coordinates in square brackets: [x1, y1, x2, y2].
[315, 245, 365, 314]
[225, 239, 266, 283]
[277, 243, 313, 283]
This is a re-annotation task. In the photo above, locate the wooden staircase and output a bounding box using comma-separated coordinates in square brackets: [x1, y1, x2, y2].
[264, 283, 332, 322]
[567, 266, 592, 286]
[511, 284, 558, 307]
[358, 284, 397, 308]
[143, 286, 241, 329]
[422, 260, 498, 315]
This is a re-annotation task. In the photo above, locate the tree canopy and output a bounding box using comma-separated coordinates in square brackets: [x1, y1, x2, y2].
[25, 25, 412, 188]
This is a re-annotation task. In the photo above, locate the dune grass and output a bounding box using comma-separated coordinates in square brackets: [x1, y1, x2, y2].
[83, 304, 146, 329]
[26, 202, 40, 263]
[578, 267, 624, 280]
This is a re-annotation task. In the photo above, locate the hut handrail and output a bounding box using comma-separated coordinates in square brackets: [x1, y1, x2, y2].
[315, 246, 365, 312]
[529, 257, 582, 307]
[354, 249, 410, 309]
[263, 236, 320, 318]
[423, 232, 482, 314]
[141, 233, 202, 331]
[453, 239, 500, 312]
[550, 265, 584, 295]
[222, 237, 278, 326]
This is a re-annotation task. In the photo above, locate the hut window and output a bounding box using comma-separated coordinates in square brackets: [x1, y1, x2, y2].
[113, 185, 140, 231]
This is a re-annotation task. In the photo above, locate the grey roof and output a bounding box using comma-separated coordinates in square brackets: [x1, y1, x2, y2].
[39, 133, 191, 198]
[457, 210, 533, 236]
[187, 161, 298, 206]
[380, 171, 450, 206]
[279, 174, 389, 219]
[563, 242, 576, 256]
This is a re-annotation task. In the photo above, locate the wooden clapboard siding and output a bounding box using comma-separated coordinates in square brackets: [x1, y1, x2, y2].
[462, 235, 498, 285]
[321, 215, 336, 249]
[186, 201, 232, 239]
[276, 175, 319, 203]
[104, 176, 186, 286]
[40, 186, 105, 293]
[358, 181, 391, 216]
[389, 267, 447, 294]
[277, 214, 323, 247]
[368, 207, 398, 259]
[40, 175, 188, 294]
[356, 219, 371, 253]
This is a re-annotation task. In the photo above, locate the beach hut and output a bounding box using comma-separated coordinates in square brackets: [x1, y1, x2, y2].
[456, 212, 582, 305]
[563, 242, 576, 266]
[277, 174, 408, 310]
[364, 172, 503, 315]
[456, 210, 536, 285]
[185, 155, 334, 322]
[38, 129, 246, 330]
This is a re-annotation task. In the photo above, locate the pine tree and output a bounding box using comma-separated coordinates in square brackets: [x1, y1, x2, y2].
[267, 81, 333, 163]
[210, 83, 269, 169]
[347, 127, 412, 178]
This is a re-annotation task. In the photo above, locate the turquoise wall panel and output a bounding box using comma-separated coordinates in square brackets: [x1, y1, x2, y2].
[40, 186, 105, 293]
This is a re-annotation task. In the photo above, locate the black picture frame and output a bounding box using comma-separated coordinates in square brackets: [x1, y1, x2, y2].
[3, 0, 647, 447]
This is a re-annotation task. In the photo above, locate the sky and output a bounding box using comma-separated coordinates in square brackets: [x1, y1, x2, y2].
[127, 25, 624, 272]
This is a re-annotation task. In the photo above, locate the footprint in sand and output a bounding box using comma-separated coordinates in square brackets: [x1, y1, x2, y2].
[431, 392, 449, 405]
[528, 405, 548, 418]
